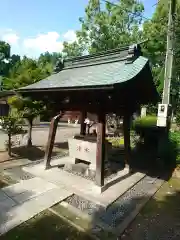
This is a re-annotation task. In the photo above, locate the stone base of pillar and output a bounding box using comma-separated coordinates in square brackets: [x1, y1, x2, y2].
[124, 164, 134, 174]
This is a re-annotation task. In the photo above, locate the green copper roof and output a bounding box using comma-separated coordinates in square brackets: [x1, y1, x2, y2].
[18, 45, 152, 92]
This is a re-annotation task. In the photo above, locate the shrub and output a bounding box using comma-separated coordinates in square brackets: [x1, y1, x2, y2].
[132, 116, 180, 168]
[169, 131, 180, 164]
[156, 131, 180, 169]
[132, 115, 157, 128]
[0, 115, 23, 156]
[176, 111, 180, 127]
[132, 116, 162, 146]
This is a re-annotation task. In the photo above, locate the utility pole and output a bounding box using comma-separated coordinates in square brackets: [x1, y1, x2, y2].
[157, 0, 176, 128]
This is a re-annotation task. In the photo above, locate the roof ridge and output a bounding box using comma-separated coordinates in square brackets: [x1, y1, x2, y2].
[63, 41, 147, 63]
[52, 43, 144, 74]
[63, 56, 128, 70]
[65, 45, 129, 62]
[62, 44, 142, 70]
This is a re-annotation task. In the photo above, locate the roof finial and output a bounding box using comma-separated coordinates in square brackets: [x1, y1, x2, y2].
[53, 58, 64, 74]
[126, 44, 142, 64]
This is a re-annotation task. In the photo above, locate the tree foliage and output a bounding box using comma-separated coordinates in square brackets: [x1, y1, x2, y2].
[0, 41, 11, 76]
[142, 0, 180, 115]
[77, 0, 144, 54]
[38, 52, 61, 67]
[62, 41, 84, 58]
[3, 56, 53, 90]
[8, 96, 46, 147]
[0, 114, 22, 156]
[1, 0, 180, 123]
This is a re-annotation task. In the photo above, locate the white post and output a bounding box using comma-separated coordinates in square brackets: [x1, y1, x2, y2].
[141, 107, 147, 118]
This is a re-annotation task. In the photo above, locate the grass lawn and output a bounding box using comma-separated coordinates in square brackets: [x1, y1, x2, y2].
[122, 176, 180, 240]
[1, 210, 93, 240]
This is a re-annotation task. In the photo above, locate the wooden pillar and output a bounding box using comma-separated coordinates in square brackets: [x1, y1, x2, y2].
[95, 112, 106, 187]
[80, 111, 87, 135]
[123, 114, 131, 169]
[44, 113, 61, 169]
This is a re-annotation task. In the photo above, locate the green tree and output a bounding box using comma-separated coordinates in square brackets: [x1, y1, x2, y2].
[142, 0, 180, 114]
[0, 41, 11, 76]
[3, 56, 52, 90]
[8, 96, 46, 147]
[76, 0, 144, 54]
[0, 41, 21, 80]
[0, 114, 22, 156]
[2, 48, 53, 144]
[38, 52, 61, 66]
[62, 41, 84, 58]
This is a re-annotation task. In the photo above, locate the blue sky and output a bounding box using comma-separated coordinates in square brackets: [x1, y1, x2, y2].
[0, 0, 157, 58]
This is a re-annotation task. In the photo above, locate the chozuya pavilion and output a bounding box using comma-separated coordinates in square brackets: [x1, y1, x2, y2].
[18, 44, 159, 189]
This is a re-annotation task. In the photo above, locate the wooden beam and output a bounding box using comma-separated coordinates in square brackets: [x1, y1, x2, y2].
[95, 112, 106, 187]
[44, 113, 62, 169]
[123, 114, 131, 169]
[80, 111, 87, 135]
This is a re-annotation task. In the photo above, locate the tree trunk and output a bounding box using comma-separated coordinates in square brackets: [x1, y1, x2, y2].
[8, 133, 12, 157]
[27, 119, 33, 147]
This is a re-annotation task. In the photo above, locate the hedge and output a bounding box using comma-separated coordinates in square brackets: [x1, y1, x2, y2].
[132, 116, 162, 145]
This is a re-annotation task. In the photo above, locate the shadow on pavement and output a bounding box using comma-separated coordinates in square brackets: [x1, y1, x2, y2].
[11, 146, 58, 161]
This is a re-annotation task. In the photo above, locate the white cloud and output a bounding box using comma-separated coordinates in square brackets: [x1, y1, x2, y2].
[63, 30, 77, 43]
[23, 31, 64, 53]
[0, 29, 19, 45]
[3, 33, 19, 45]
[0, 29, 78, 58]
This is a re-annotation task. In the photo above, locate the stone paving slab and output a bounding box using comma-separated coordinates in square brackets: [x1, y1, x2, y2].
[3, 177, 57, 198]
[23, 163, 145, 207]
[0, 178, 73, 236]
[98, 172, 145, 206]
[0, 159, 31, 171]
[12, 184, 60, 204]
[0, 196, 16, 211]
[0, 190, 9, 202]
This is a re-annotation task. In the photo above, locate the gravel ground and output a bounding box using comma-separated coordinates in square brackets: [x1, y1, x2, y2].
[65, 194, 102, 215]
[99, 176, 162, 228]
[63, 166, 125, 183]
[65, 175, 164, 230]
[62, 167, 95, 181]
[2, 166, 35, 181]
